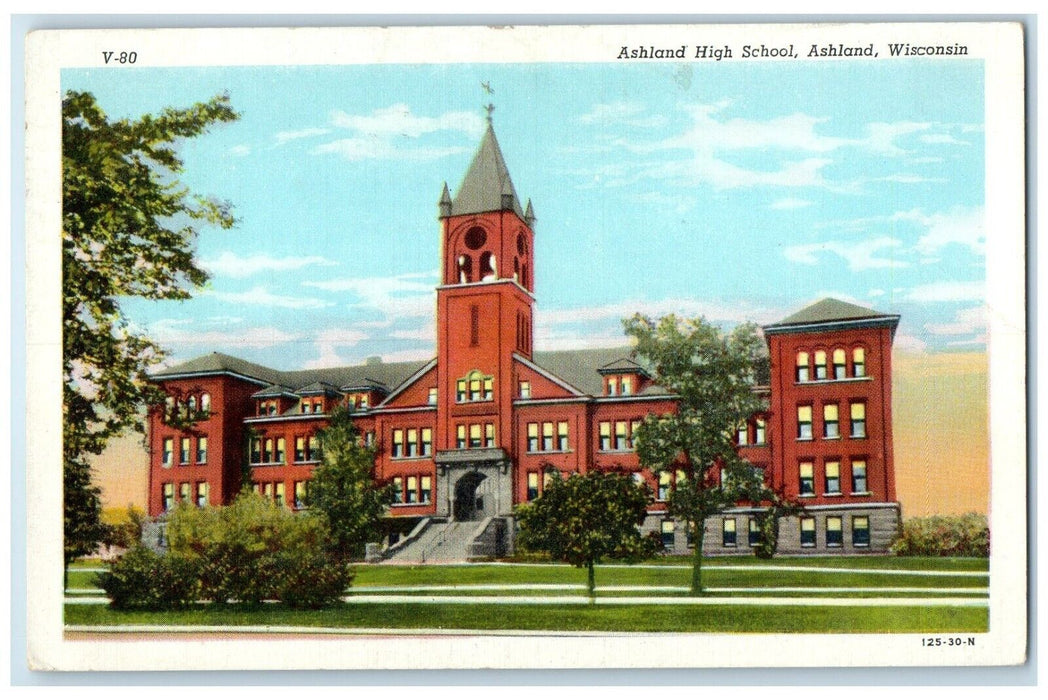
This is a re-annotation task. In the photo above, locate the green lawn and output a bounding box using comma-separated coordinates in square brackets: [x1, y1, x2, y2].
[64, 600, 986, 634]
[65, 555, 989, 633]
[351, 563, 987, 591]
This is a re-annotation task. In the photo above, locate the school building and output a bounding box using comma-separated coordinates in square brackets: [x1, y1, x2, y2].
[147, 119, 901, 556]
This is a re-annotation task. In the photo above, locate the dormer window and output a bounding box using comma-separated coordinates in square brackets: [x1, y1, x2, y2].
[428, 387, 438, 405]
[621, 376, 633, 395]
[519, 380, 531, 399]
[608, 377, 618, 396]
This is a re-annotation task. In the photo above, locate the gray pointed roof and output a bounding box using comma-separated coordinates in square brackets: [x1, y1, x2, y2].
[449, 122, 525, 219]
[779, 298, 891, 325]
[153, 352, 287, 386]
[764, 297, 900, 336]
[153, 352, 430, 398]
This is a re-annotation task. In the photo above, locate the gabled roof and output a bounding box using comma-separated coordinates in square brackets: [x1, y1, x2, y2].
[597, 357, 651, 377]
[448, 122, 525, 219]
[340, 377, 389, 393]
[531, 347, 669, 398]
[296, 381, 342, 397]
[252, 384, 298, 399]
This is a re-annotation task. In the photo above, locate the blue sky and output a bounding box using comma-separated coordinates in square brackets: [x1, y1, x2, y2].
[63, 60, 986, 370]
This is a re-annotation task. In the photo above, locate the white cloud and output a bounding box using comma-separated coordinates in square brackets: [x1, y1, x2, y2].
[227, 145, 251, 157]
[861, 121, 930, 155]
[311, 104, 485, 162]
[313, 139, 466, 162]
[893, 333, 929, 353]
[538, 297, 783, 329]
[920, 133, 970, 146]
[783, 237, 907, 271]
[275, 127, 330, 144]
[302, 328, 371, 370]
[330, 104, 484, 139]
[207, 286, 333, 310]
[925, 306, 987, 336]
[149, 319, 300, 350]
[201, 251, 336, 278]
[305, 271, 437, 318]
[869, 173, 947, 184]
[390, 320, 436, 343]
[905, 280, 984, 303]
[912, 206, 985, 256]
[606, 103, 941, 191]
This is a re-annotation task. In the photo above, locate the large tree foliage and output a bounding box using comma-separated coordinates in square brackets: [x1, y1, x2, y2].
[516, 470, 656, 598]
[304, 406, 391, 560]
[62, 90, 237, 563]
[63, 459, 107, 584]
[624, 314, 772, 595]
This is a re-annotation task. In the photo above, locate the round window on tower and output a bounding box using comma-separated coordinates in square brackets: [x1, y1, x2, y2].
[464, 227, 487, 250]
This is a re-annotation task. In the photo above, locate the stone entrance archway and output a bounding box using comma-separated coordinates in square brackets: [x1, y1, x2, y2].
[453, 471, 488, 521]
[435, 447, 513, 522]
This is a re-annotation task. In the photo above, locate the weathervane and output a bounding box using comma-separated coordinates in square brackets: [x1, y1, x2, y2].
[481, 81, 495, 122]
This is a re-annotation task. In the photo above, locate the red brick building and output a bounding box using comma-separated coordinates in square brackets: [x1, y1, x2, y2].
[147, 120, 901, 555]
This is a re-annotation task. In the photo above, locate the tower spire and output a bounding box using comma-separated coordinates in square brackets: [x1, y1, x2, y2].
[447, 114, 525, 219]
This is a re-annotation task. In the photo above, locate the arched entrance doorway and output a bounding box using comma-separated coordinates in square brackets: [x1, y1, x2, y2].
[453, 471, 488, 521]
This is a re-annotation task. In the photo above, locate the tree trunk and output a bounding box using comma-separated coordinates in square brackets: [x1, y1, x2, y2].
[689, 517, 705, 596]
[587, 561, 596, 602]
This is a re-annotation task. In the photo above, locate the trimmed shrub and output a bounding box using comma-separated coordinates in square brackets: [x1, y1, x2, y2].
[96, 545, 199, 610]
[890, 513, 989, 557]
[271, 550, 354, 609]
[99, 494, 353, 610]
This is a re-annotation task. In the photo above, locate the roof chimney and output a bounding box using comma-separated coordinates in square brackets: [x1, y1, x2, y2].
[365, 356, 382, 366]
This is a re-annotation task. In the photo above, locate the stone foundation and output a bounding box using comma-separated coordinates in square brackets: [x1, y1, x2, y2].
[640, 502, 901, 555]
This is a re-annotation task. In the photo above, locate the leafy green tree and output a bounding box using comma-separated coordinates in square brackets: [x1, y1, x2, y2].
[62, 90, 237, 567]
[101, 505, 146, 549]
[304, 405, 392, 561]
[63, 459, 107, 587]
[624, 314, 770, 595]
[516, 469, 655, 599]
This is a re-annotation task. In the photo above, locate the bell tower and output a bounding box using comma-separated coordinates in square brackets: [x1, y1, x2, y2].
[434, 113, 536, 454]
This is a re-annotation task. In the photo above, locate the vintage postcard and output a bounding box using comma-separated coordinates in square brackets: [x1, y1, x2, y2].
[24, 22, 1026, 671]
